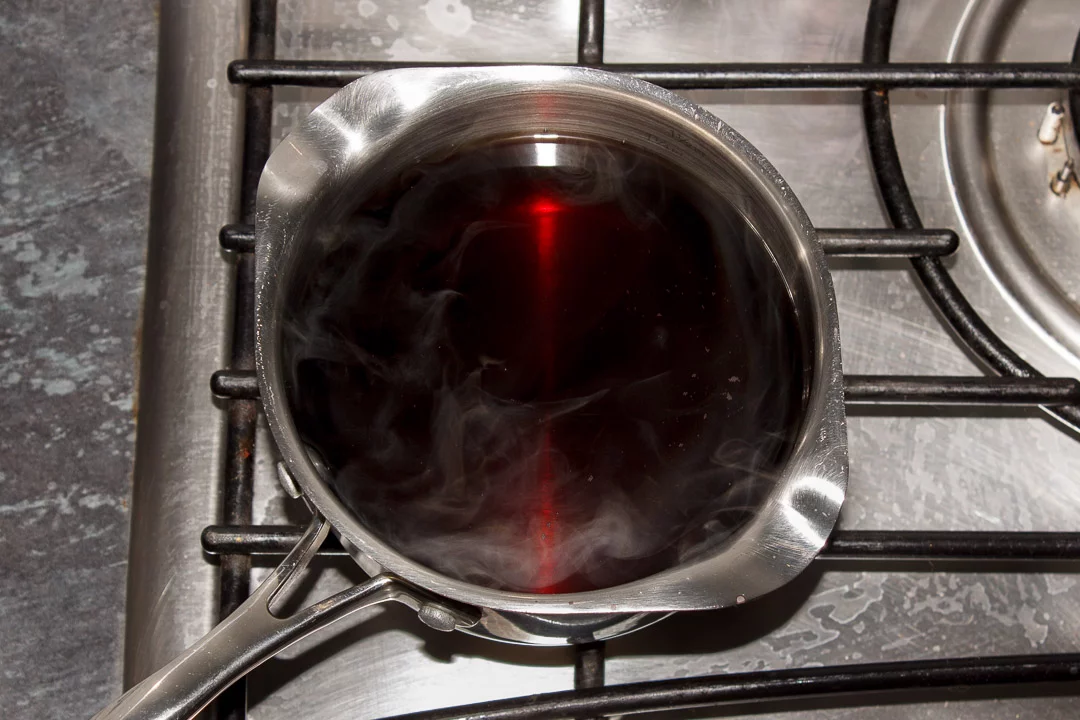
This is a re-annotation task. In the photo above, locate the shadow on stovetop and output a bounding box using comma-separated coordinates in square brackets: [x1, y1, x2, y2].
[606, 564, 825, 658]
[247, 552, 1080, 715]
[248, 558, 576, 709]
[247, 557, 824, 711]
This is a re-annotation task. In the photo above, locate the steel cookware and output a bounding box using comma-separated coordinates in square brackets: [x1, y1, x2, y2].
[95, 65, 846, 720]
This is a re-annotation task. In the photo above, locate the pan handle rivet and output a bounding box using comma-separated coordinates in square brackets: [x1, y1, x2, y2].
[275, 461, 303, 499]
[418, 602, 461, 632]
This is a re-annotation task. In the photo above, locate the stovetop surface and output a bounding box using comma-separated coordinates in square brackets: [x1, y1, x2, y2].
[126, 1, 1080, 718]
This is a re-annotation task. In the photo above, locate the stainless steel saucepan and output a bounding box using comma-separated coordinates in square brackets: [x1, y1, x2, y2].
[95, 65, 847, 720]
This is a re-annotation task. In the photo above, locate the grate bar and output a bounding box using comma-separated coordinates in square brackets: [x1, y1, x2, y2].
[575, 640, 606, 720]
[203, 525, 342, 555]
[220, 223, 255, 252]
[816, 228, 957, 256]
[227, 60, 1080, 89]
[201, 525, 1080, 562]
[825, 530, 1080, 560]
[211, 369, 259, 399]
[215, 1, 277, 719]
[218, 223, 958, 257]
[381, 653, 1080, 720]
[577, 0, 604, 66]
[208, 370, 1080, 406]
[843, 376, 1080, 405]
[574, 643, 606, 690]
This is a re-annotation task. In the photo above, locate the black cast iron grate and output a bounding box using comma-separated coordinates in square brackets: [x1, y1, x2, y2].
[205, 0, 1080, 717]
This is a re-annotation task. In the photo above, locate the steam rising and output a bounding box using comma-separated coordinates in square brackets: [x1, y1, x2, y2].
[282, 136, 805, 593]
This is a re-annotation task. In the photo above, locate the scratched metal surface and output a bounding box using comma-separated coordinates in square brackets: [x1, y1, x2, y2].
[126, 0, 1080, 718]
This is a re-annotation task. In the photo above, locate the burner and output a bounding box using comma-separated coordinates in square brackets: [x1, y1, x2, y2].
[946, 0, 1080, 366]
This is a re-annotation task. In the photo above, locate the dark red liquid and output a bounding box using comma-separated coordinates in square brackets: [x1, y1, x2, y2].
[283, 137, 806, 593]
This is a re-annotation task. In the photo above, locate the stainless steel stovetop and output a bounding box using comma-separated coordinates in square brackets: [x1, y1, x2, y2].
[125, 0, 1080, 717]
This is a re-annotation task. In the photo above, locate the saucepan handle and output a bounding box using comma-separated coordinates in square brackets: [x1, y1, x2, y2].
[92, 517, 480, 720]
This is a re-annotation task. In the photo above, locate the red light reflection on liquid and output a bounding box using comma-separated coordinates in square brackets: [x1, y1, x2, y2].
[532, 196, 559, 592]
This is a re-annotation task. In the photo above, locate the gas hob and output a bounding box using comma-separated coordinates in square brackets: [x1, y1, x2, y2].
[124, 1, 1080, 718]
